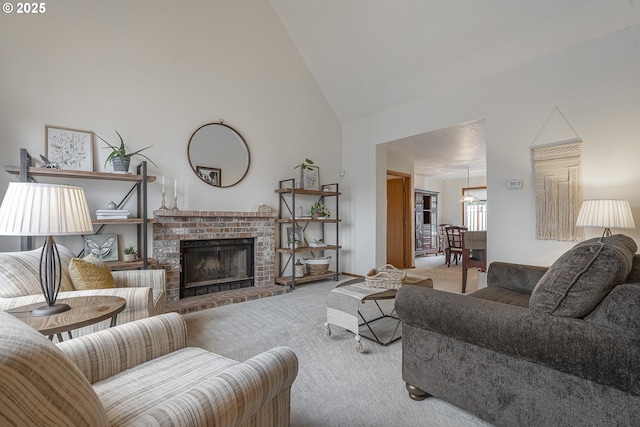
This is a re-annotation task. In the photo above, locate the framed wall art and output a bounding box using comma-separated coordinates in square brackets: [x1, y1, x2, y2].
[83, 234, 119, 262]
[301, 165, 320, 190]
[196, 166, 222, 187]
[45, 125, 94, 171]
[287, 226, 304, 247]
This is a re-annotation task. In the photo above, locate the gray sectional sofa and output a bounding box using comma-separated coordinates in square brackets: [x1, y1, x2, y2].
[396, 235, 640, 427]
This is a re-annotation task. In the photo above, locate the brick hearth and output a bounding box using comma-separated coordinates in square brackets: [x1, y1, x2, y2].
[153, 209, 278, 305]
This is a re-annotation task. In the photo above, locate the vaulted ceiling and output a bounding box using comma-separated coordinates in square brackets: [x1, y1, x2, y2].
[270, 1, 640, 178]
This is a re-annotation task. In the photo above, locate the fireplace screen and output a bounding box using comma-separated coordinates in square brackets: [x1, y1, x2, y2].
[181, 238, 254, 298]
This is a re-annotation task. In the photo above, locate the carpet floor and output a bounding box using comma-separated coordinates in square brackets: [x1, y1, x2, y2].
[184, 258, 492, 427]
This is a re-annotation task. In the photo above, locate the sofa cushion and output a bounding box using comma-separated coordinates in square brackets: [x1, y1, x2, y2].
[624, 254, 640, 284]
[468, 286, 530, 308]
[69, 255, 116, 290]
[529, 234, 637, 318]
[92, 347, 238, 424]
[0, 311, 108, 426]
[0, 245, 75, 297]
[584, 283, 640, 335]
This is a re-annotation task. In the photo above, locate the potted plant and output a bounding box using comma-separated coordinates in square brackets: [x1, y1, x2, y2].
[294, 158, 314, 188]
[294, 158, 314, 171]
[288, 238, 301, 250]
[95, 130, 158, 173]
[311, 201, 331, 219]
[123, 245, 137, 262]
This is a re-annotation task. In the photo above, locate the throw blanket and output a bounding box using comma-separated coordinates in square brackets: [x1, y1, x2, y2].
[325, 280, 393, 352]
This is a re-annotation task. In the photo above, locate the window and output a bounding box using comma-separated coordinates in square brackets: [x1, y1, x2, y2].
[462, 187, 487, 231]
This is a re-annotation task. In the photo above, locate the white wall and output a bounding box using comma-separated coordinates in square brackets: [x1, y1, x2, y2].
[0, 0, 341, 253]
[343, 24, 640, 274]
[436, 176, 487, 227]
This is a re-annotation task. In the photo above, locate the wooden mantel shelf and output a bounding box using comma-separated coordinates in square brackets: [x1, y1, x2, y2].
[154, 209, 277, 219]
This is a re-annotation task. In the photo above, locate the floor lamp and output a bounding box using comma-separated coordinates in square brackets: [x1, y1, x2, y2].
[576, 199, 636, 237]
[0, 182, 93, 316]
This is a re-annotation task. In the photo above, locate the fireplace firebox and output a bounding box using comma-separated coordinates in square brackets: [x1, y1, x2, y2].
[180, 238, 254, 298]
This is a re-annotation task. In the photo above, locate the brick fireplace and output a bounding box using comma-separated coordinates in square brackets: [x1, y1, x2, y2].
[153, 210, 277, 303]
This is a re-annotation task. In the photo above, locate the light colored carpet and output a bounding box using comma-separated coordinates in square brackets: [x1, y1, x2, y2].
[184, 259, 492, 427]
[405, 254, 479, 295]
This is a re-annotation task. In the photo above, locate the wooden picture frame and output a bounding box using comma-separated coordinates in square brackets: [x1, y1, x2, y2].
[83, 234, 119, 262]
[301, 166, 320, 190]
[45, 125, 94, 171]
[287, 226, 304, 247]
[196, 166, 222, 187]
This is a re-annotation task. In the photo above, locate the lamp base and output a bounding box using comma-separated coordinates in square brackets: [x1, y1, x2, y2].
[31, 303, 70, 317]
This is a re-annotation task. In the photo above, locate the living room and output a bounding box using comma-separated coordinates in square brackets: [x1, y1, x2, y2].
[2, 1, 639, 270]
[2, 1, 640, 426]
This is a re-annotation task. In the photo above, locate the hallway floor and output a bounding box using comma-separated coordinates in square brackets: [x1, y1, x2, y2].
[403, 253, 479, 295]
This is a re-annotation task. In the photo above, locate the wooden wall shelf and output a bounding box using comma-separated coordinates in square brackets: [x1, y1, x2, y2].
[5, 149, 155, 269]
[4, 165, 156, 182]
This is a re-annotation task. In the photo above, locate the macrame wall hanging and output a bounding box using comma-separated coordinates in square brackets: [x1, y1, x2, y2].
[531, 107, 584, 242]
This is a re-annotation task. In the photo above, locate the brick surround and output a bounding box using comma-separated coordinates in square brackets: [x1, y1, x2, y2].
[153, 209, 277, 303]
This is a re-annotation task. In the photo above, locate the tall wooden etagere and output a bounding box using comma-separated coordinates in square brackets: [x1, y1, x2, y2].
[275, 178, 341, 289]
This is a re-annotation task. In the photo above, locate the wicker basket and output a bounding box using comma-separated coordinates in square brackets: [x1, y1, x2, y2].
[365, 264, 406, 289]
[304, 256, 331, 275]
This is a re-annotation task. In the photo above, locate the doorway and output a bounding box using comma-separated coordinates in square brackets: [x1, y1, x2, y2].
[386, 171, 412, 268]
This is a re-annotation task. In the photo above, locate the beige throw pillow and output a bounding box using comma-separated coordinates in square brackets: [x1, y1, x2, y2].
[69, 255, 116, 290]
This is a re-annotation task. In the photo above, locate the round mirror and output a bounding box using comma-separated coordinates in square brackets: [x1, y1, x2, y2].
[187, 122, 251, 188]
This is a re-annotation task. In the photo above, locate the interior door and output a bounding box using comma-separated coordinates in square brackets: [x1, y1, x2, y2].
[386, 173, 412, 268]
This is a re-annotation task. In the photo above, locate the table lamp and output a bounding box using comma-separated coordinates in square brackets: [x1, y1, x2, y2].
[0, 182, 93, 316]
[576, 199, 636, 237]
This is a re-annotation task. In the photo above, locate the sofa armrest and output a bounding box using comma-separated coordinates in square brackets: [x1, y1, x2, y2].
[57, 312, 187, 384]
[396, 285, 640, 395]
[133, 346, 299, 426]
[486, 261, 548, 295]
[112, 269, 166, 315]
[112, 269, 165, 292]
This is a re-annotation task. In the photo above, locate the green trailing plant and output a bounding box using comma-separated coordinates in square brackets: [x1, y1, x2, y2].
[95, 130, 158, 168]
[311, 201, 331, 218]
[294, 158, 314, 170]
[123, 245, 137, 255]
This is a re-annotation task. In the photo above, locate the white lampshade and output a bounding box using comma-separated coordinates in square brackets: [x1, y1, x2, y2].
[576, 199, 635, 234]
[0, 182, 93, 236]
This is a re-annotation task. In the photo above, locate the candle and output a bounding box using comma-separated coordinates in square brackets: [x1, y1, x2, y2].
[162, 175, 165, 193]
[174, 179, 177, 198]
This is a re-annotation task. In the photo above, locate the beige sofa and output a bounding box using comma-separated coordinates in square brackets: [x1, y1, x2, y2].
[0, 310, 298, 426]
[0, 245, 165, 335]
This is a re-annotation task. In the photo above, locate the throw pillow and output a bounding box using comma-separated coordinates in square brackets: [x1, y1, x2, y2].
[0, 245, 75, 298]
[529, 234, 637, 318]
[69, 255, 116, 290]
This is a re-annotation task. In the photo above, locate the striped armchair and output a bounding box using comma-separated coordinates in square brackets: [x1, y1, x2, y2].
[0, 311, 298, 426]
[0, 245, 166, 335]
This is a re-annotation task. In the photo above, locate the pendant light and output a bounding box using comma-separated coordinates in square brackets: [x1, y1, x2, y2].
[459, 167, 478, 204]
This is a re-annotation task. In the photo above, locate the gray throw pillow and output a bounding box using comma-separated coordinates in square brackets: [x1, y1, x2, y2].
[529, 234, 637, 318]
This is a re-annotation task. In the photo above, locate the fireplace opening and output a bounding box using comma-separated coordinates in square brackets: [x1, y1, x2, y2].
[180, 238, 254, 298]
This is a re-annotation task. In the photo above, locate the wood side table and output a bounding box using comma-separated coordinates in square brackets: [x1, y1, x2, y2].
[8, 296, 126, 341]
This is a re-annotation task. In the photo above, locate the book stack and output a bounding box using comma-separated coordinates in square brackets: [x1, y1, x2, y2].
[96, 209, 129, 220]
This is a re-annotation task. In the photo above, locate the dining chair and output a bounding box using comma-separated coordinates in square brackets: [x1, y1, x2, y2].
[438, 223, 450, 253]
[445, 226, 466, 267]
[462, 230, 487, 293]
